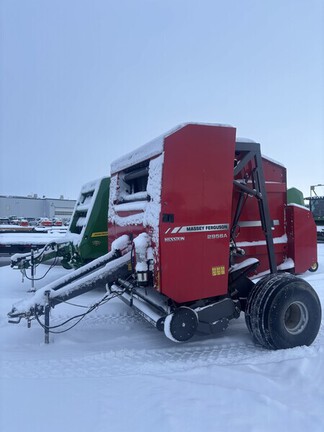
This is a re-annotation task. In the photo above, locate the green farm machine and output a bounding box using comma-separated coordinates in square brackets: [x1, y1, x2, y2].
[11, 177, 110, 271]
[287, 184, 324, 242]
[307, 184, 324, 225]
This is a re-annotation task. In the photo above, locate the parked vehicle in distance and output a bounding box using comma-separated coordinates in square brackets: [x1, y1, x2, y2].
[52, 218, 63, 226]
[37, 218, 52, 227]
[8, 216, 19, 225]
[26, 218, 37, 226]
[18, 218, 29, 227]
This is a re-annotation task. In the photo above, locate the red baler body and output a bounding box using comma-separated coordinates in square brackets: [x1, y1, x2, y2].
[108, 124, 317, 303]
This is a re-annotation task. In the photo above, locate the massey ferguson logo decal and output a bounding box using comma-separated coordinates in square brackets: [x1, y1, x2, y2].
[165, 224, 229, 234]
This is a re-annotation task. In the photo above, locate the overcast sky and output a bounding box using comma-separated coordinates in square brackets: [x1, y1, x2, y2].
[1, 0, 323, 200]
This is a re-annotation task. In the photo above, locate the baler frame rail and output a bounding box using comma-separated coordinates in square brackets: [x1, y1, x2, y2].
[232, 141, 277, 274]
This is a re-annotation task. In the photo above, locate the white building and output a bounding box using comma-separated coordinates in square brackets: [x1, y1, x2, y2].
[0, 195, 76, 221]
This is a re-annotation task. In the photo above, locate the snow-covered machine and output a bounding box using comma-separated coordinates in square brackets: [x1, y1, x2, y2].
[10, 177, 110, 271]
[287, 185, 324, 243]
[306, 184, 324, 243]
[8, 123, 321, 350]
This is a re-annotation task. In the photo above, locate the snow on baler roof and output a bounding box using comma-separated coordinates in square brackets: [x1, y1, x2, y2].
[236, 137, 257, 144]
[110, 122, 233, 174]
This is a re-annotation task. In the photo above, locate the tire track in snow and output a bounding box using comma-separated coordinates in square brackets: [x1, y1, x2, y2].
[50, 310, 144, 327]
[2, 335, 322, 379]
[2, 301, 323, 379]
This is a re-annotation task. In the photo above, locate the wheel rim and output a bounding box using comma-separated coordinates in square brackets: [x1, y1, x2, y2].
[164, 307, 198, 342]
[310, 262, 318, 271]
[284, 301, 309, 335]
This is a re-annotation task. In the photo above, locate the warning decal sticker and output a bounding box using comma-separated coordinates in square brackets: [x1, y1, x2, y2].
[211, 266, 226, 276]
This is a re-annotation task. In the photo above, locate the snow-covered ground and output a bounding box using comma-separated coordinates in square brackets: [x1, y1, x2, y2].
[1, 245, 324, 432]
[0, 230, 67, 246]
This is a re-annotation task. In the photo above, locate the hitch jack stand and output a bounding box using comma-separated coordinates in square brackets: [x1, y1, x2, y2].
[27, 249, 36, 293]
[44, 290, 51, 344]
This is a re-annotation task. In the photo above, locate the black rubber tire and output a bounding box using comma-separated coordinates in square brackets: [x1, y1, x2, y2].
[245, 273, 280, 341]
[308, 262, 319, 272]
[164, 307, 198, 342]
[245, 273, 322, 349]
